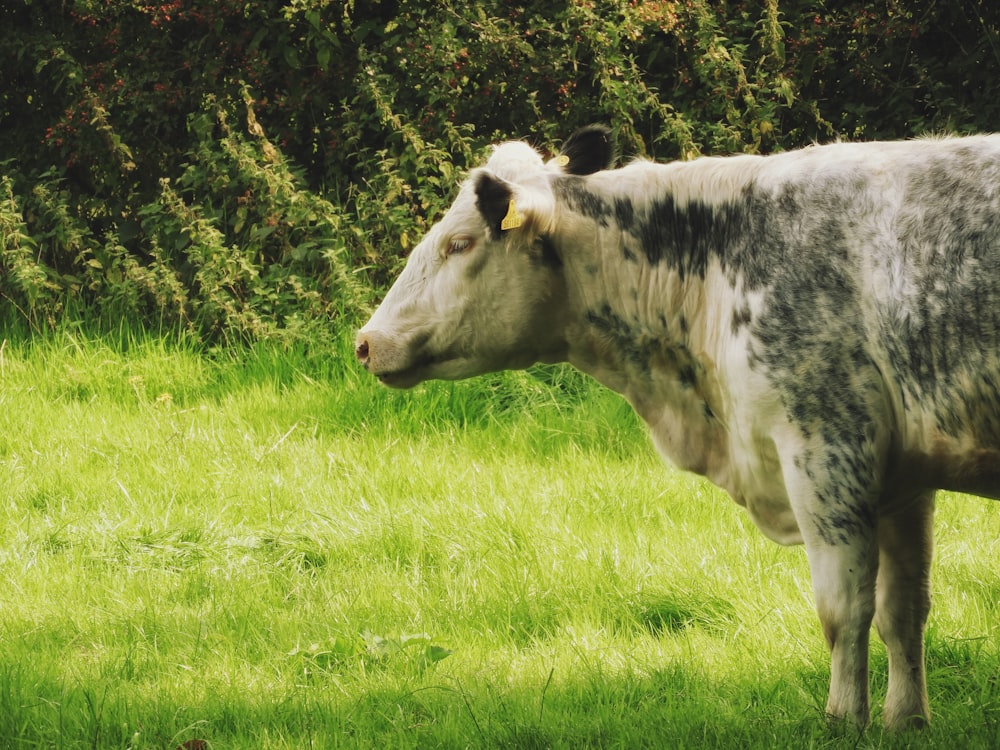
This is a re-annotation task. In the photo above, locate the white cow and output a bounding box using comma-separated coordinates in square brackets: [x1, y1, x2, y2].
[356, 125, 1000, 728]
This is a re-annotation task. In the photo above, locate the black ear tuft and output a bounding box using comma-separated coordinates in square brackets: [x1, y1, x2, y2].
[558, 124, 616, 176]
[474, 171, 514, 240]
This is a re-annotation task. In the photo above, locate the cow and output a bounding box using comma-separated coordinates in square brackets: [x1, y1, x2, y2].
[355, 124, 1000, 729]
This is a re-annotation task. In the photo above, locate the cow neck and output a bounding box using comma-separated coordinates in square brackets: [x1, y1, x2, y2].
[556, 223, 731, 486]
[553, 209, 714, 391]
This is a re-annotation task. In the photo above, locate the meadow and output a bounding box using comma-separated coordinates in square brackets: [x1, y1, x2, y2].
[2, 327, 1000, 749]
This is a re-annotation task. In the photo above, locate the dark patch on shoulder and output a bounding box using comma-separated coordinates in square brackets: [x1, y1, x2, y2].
[555, 176, 780, 284]
[554, 178, 613, 227]
[615, 197, 636, 231]
[634, 195, 725, 275]
[731, 304, 752, 333]
[743, 174, 887, 546]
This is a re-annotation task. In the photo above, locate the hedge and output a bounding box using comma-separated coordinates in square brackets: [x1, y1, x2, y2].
[1, 0, 997, 341]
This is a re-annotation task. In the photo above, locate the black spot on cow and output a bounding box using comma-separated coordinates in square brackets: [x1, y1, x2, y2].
[586, 304, 652, 374]
[556, 177, 781, 284]
[615, 197, 636, 231]
[678, 362, 697, 389]
[534, 235, 562, 269]
[813, 491, 878, 546]
[731, 304, 752, 333]
[585, 304, 708, 394]
[554, 178, 614, 227]
[633, 194, 726, 275]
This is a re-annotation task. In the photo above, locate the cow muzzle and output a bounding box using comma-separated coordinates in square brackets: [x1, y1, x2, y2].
[354, 336, 371, 368]
[354, 327, 433, 388]
[354, 329, 388, 373]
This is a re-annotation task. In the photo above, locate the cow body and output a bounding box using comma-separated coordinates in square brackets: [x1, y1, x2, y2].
[356, 126, 1000, 728]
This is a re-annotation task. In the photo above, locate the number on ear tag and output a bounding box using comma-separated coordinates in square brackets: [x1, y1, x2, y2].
[500, 200, 523, 231]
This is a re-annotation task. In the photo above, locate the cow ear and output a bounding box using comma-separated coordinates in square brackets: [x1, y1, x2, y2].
[557, 124, 616, 175]
[474, 171, 517, 239]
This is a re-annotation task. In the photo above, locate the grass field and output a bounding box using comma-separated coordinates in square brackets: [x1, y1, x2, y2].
[2, 327, 1000, 748]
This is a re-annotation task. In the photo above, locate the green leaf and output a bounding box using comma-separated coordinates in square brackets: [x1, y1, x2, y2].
[423, 645, 453, 664]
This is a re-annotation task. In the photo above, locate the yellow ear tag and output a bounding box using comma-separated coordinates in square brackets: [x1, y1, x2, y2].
[500, 199, 523, 231]
[553, 154, 570, 168]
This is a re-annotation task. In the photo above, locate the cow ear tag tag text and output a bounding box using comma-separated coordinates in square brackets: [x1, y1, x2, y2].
[500, 200, 523, 231]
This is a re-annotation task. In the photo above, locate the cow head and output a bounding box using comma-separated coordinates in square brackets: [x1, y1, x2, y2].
[356, 126, 615, 388]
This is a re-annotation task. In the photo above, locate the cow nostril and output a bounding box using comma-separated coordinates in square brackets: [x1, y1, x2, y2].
[356, 340, 369, 362]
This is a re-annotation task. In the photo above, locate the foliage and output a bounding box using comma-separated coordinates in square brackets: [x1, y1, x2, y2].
[1, 0, 999, 340]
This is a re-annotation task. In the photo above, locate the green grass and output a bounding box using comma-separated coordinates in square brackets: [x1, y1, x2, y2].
[2, 327, 1000, 748]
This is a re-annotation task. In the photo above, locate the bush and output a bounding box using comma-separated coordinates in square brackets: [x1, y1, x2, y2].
[1, 0, 998, 341]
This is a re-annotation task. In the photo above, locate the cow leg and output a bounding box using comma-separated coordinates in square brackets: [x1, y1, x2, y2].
[874, 491, 934, 729]
[804, 531, 879, 725]
[781, 446, 881, 725]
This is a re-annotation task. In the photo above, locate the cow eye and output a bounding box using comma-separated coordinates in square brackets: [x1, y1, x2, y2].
[446, 236, 475, 256]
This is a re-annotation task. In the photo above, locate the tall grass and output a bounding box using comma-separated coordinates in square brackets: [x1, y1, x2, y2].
[1, 327, 999, 748]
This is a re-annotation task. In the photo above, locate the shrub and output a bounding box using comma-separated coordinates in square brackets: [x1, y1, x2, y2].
[1, 0, 997, 341]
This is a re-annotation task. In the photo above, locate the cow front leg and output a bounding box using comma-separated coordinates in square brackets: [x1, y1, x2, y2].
[777, 421, 884, 725]
[874, 491, 934, 729]
[805, 532, 879, 725]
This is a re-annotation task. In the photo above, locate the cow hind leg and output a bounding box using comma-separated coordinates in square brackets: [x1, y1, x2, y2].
[874, 491, 934, 729]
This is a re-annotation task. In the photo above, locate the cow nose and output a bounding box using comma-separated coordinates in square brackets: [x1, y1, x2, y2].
[355, 338, 370, 365]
